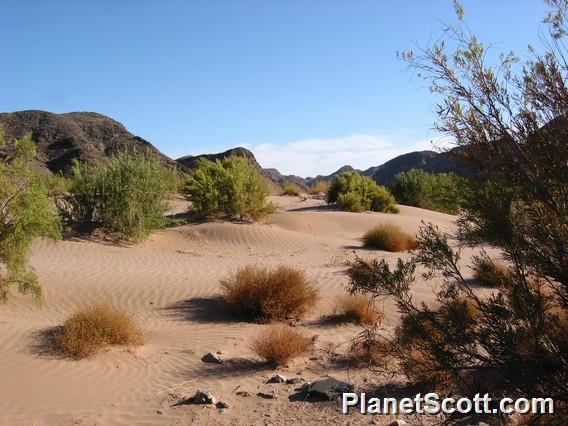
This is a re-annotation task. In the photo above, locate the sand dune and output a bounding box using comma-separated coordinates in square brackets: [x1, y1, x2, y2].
[0, 197, 478, 425]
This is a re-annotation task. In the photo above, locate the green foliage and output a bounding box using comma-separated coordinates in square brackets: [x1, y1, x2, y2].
[281, 182, 302, 196]
[69, 150, 176, 241]
[185, 157, 276, 220]
[0, 133, 61, 302]
[349, 0, 568, 412]
[390, 168, 469, 214]
[327, 171, 399, 213]
[348, 224, 568, 398]
[349, 1, 568, 409]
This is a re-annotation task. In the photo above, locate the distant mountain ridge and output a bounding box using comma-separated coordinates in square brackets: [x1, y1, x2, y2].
[0, 110, 467, 189]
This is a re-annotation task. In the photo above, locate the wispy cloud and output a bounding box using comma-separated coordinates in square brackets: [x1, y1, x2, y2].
[249, 134, 439, 177]
[170, 133, 446, 178]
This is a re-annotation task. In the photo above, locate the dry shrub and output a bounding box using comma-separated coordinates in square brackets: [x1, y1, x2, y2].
[57, 304, 143, 359]
[308, 180, 330, 195]
[220, 265, 318, 321]
[400, 345, 453, 387]
[252, 324, 311, 366]
[281, 183, 303, 196]
[350, 333, 394, 367]
[363, 224, 417, 252]
[333, 294, 381, 325]
[472, 257, 513, 287]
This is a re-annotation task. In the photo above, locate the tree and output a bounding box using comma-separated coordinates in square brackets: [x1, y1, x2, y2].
[348, 0, 568, 417]
[390, 168, 469, 214]
[185, 156, 275, 221]
[327, 171, 399, 213]
[0, 132, 61, 302]
[69, 150, 176, 241]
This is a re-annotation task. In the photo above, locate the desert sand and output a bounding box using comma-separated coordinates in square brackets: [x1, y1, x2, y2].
[0, 196, 488, 425]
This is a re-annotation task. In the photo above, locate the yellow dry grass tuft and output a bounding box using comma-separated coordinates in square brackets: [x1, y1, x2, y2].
[56, 304, 143, 359]
[473, 258, 513, 287]
[363, 223, 417, 252]
[251, 324, 312, 367]
[332, 294, 381, 325]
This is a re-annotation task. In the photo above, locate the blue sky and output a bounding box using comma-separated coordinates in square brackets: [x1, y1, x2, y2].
[0, 1, 548, 176]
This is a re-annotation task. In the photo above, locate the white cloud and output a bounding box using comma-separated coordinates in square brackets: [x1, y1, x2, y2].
[171, 133, 448, 177]
[251, 134, 438, 177]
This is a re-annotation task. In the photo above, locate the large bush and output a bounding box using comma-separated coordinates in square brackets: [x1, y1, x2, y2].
[185, 157, 275, 220]
[390, 168, 468, 214]
[0, 133, 61, 302]
[69, 151, 176, 241]
[327, 171, 398, 213]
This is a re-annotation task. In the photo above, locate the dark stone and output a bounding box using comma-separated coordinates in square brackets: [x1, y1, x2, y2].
[304, 377, 353, 401]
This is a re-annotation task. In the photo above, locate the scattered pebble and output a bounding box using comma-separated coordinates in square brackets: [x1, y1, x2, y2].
[201, 352, 225, 365]
[257, 390, 278, 399]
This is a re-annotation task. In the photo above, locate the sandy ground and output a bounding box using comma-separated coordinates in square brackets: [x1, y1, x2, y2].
[0, 196, 489, 426]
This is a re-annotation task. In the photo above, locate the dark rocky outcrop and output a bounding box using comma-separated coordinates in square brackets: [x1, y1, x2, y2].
[0, 110, 181, 175]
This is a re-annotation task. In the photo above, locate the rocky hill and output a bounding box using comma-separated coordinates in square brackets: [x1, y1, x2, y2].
[0, 110, 466, 190]
[0, 110, 180, 174]
[305, 150, 466, 186]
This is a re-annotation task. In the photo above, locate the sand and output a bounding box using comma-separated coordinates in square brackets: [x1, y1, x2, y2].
[0, 196, 486, 425]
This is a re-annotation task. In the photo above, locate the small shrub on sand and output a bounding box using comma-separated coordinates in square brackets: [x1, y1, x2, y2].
[472, 256, 513, 287]
[252, 324, 311, 366]
[220, 265, 318, 321]
[350, 332, 395, 367]
[363, 224, 417, 252]
[333, 294, 381, 325]
[308, 180, 330, 195]
[281, 182, 303, 196]
[56, 304, 143, 359]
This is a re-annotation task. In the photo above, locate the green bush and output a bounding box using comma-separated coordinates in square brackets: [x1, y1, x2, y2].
[390, 169, 468, 214]
[185, 157, 276, 220]
[0, 133, 61, 302]
[328, 171, 398, 213]
[69, 150, 176, 241]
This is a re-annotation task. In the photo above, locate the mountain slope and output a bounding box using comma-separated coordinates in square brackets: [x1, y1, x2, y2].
[0, 110, 467, 189]
[0, 110, 180, 174]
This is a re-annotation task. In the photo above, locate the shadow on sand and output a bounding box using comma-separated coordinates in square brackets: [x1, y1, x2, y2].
[163, 295, 240, 324]
[27, 326, 67, 359]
